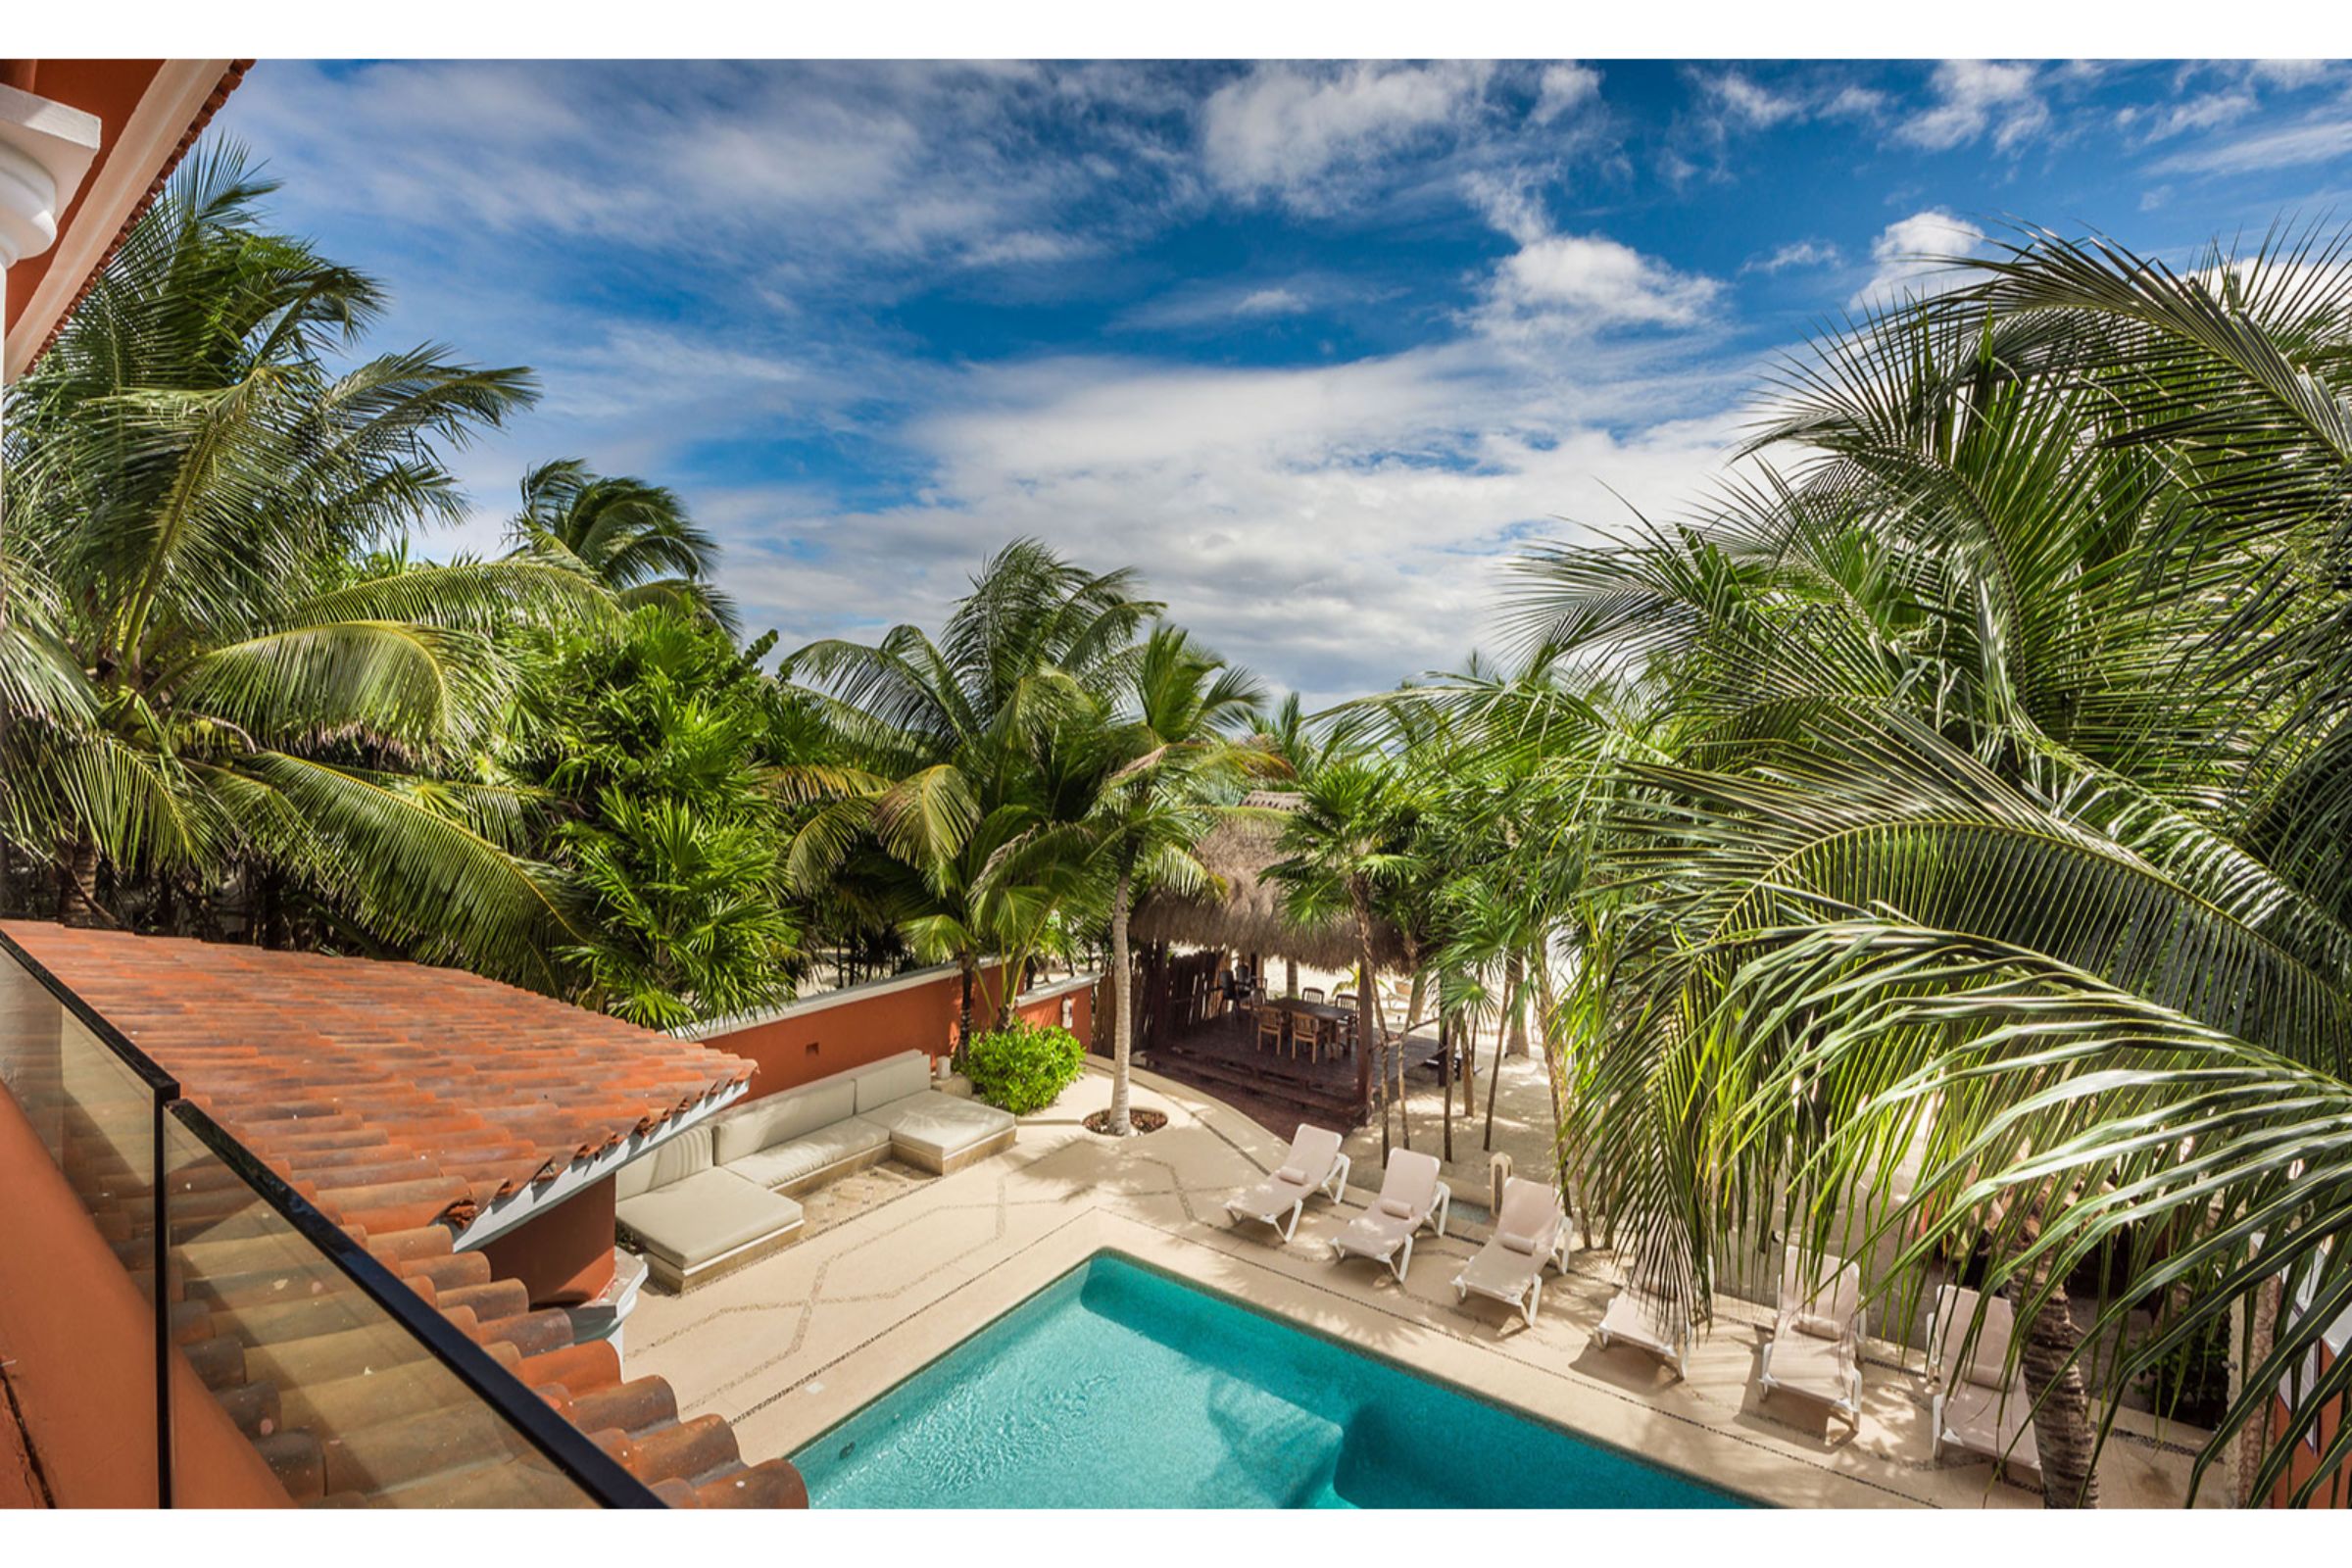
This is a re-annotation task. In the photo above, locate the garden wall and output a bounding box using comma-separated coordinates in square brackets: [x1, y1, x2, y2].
[686, 965, 1097, 1103]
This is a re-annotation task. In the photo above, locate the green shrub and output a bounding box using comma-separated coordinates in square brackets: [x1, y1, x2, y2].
[962, 1021, 1086, 1114]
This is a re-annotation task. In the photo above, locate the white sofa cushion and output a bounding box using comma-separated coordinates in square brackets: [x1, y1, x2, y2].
[614, 1122, 715, 1200]
[860, 1092, 1013, 1168]
[724, 1115, 892, 1191]
[712, 1079, 857, 1165]
[851, 1050, 933, 1114]
[615, 1167, 803, 1270]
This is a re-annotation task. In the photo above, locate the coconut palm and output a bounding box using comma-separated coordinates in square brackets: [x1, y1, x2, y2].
[1268, 754, 1424, 1151]
[1513, 226, 2352, 1507]
[507, 459, 739, 632]
[783, 539, 1157, 1048]
[1, 147, 609, 983]
[1088, 625, 1269, 1136]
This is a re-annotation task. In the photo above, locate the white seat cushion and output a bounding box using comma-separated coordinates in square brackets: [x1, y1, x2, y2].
[712, 1080, 857, 1165]
[861, 1092, 1014, 1167]
[616, 1168, 803, 1271]
[1766, 1334, 1851, 1398]
[724, 1115, 891, 1190]
[613, 1123, 715, 1200]
[851, 1051, 933, 1114]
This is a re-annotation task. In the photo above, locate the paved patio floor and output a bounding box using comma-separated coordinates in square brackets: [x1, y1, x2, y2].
[623, 1060, 2217, 1510]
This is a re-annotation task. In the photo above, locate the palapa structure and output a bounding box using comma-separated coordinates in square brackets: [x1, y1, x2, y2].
[1129, 801, 1410, 974]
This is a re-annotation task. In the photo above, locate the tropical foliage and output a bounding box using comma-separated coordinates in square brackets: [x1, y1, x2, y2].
[962, 1019, 1087, 1114]
[1497, 229, 2352, 1508]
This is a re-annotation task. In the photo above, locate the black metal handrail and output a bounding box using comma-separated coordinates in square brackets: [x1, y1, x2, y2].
[0, 927, 662, 1509]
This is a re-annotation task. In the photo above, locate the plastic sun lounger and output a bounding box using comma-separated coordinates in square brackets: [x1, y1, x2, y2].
[1222, 1124, 1351, 1243]
[1929, 1284, 2041, 1481]
[1757, 1248, 1865, 1430]
[1330, 1148, 1450, 1281]
[1594, 1280, 1691, 1378]
[1450, 1176, 1569, 1327]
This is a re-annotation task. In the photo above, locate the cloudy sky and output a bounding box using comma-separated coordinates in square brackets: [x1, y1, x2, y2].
[209, 59, 2352, 705]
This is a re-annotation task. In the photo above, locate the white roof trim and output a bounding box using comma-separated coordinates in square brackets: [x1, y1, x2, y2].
[446, 1078, 748, 1251]
[6, 62, 236, 381]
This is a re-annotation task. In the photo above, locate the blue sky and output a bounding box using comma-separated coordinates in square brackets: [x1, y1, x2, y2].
[208, 59, 2352, 704]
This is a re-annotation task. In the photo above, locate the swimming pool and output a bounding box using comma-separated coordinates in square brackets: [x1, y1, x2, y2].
[790, 1250, 1749, 1508]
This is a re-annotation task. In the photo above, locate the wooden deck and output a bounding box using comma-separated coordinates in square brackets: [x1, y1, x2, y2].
[1144, 1006, 1453, 1128]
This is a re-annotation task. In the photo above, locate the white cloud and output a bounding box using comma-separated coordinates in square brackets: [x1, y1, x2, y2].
[1234, 288, 1310, 318]
[1851, 210, 1992, 311]
[1531, 64, 1602, 125]
[1896, 61, 2048, 153]
[1200, 62, 1493, 210]
[1485, 234, 1722, 333]
[2134, 90, 2258, 144]
[1702, 71, 1805, 129]
[1744, 239, 1841, 274]
[781, 345, 1746, 704]
[1467, 179, 1720, 337]
[218, 61, 1192, 295]
[2153, 113, 2352, 176]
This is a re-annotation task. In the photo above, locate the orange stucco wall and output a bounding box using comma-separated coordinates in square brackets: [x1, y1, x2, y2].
[706, 967, 1098, 1103]
[478, 1177, 617, 1309]
[0, 1078, 286, 1507]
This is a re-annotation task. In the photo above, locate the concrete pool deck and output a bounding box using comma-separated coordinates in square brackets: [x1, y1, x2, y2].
[624, 1061, 2217, 1510]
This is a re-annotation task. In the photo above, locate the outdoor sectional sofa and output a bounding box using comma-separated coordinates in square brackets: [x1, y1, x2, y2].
[615, 1049, 1018, 1292]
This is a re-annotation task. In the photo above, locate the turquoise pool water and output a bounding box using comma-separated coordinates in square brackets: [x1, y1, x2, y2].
[790, 1251, 1749, 1508]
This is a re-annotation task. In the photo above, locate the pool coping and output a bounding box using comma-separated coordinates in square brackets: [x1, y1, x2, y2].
[786, 1245, 1766, 1508]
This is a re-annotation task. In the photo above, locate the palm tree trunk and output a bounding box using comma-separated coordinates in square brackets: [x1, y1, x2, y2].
[1484, 966, 1519, 1152]
[1105, 867, 1135, 1137]
[1504, 951, 1529, 1056]
[956, 951, 978, 1061]
[1440, 1004, 1454, 1164]
[2234, 1273, 2282, 1506]
[2016, 1265, 2101, 1508]
[57, 836, 104, 929]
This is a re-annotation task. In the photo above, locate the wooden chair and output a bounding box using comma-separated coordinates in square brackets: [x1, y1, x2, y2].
[1256, 1007, 1284, 1054]
[1300, 986, 1326, 1004]
[1291, 1011, 1327, 1063]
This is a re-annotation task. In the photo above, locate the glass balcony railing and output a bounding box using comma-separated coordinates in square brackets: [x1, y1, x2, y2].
[0, 929, 660, 1508]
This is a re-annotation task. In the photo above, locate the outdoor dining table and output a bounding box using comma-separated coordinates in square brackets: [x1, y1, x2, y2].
[1256, 995, 1356, 1058]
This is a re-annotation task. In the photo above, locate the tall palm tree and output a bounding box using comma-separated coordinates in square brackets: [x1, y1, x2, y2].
[1269, 755, 1422, 1149]
[1088, 625, 1269, 1136]
[1515, 226, 2352, 1507]
[508, 459, 738, 632]
[1, 147, 607, 984]
[783, 540, 1157, 1048]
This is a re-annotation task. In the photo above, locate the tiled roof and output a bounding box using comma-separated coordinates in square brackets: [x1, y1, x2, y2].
[3, 921, 805, 1509]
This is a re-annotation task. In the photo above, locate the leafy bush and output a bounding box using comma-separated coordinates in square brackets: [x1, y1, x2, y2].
[961, 1021, 1086, 1114]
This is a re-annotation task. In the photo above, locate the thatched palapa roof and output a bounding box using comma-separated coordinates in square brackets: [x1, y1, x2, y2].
[1130, 801, 1409, 971]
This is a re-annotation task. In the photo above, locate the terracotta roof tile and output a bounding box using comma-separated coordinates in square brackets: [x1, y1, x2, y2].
[3, 921, 802, 1510]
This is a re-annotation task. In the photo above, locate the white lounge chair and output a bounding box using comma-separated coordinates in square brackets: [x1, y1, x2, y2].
[1757, 1247, 1864, 1429]
[1594, 1278, 1691, 1377]
[1223, 1124, 1351, 1243]
[1450, 1176, 1568, 1326]
[1929, 1284, 2041, 1480]
[1330, 1149, 1450, 1280]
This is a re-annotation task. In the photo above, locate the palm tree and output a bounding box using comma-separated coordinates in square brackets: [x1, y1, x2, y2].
[508, 459, 739, 632]
[1513, 226, 2352, 1507]
[1088, 626, 1269, 1136]
[1268, 755, 1422, 1151]
[1, 147, 607, 984]
[783, 540, 1157, 1049]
